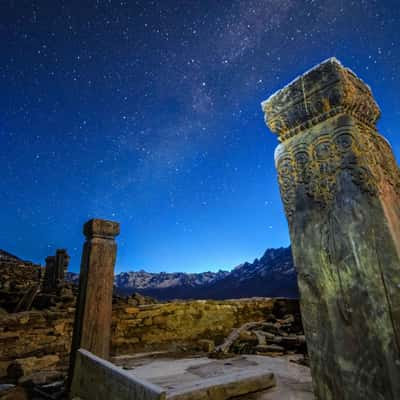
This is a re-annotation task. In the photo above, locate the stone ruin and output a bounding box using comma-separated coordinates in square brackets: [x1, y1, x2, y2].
[262, 58, 400, 399]
[43, 249, 70, 292]
[0, 247, 75, 316]
[0, 251, 42, 313]
[68, 219, 308, 400]
[2, 59, 399, 400]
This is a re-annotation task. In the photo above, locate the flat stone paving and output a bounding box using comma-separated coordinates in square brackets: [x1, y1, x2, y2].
[237, 357, 314, 400]
[113, 353, 313, 400]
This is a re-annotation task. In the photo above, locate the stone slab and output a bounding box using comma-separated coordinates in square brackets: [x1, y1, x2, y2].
[71, 349, 166, 400]
[72, 350, 312, 400]
[117, 354, 312, 400]
[167, 369, 275, 400]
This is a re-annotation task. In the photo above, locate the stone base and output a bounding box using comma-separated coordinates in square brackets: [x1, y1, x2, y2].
[116, 353, 312, 400]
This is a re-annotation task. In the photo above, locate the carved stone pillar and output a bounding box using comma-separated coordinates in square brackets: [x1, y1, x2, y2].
[262, 58, 400, 399]
[70, 219, 119, 371]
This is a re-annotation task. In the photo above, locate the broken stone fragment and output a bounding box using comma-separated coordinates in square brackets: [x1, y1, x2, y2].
[256, 344, 285, 353]
[197, 339, 215, 353]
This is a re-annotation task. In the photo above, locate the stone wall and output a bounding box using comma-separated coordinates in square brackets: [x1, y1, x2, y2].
[0, 259, 42, 313]
[0, 298, 299, 381]
[0, 309, 75, 380]
[111, 298, 298, 354]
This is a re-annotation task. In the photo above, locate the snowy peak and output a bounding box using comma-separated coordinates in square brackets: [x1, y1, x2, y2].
[115, 270, 229, 290]
[66, 246, 297, 300]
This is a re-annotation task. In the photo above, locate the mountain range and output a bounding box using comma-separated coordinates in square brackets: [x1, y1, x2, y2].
[66, 246, 298, 300]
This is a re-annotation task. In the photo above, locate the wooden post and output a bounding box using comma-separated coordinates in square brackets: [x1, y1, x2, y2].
[261, 58, 400, 399]
[69, 219, 119, 388]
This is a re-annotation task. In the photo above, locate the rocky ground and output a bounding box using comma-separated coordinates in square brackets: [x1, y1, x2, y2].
[213, 310, 306, 357]
[0, 250, 42, 313]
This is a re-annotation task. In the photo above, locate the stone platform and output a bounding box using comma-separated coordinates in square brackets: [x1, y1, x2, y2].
[114, 353, 313, 400]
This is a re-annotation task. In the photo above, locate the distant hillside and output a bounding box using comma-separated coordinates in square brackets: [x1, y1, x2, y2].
[66, 246, 298, 300]
[0, 249, 43, 312]
[0, 249, 22, 263]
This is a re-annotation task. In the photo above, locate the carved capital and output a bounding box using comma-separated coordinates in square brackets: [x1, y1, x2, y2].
[83, 219, 120, 240]
[273, 119, 400, 218]
[261, 58, 381, 142]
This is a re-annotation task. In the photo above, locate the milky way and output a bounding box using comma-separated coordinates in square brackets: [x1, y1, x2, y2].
[1, 0, 399, 273]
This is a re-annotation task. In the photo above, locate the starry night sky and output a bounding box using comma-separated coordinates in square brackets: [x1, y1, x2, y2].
[1, 1, 399, 273]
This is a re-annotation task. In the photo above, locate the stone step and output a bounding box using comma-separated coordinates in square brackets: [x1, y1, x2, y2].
[166, 369, 276, 400]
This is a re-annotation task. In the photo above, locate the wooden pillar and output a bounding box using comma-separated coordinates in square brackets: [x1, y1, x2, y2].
[69, 218, 119, 386]
[261, 58, 400, 399]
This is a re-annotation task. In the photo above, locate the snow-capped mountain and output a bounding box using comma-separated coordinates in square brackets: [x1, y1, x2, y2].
[66, 246, 298, 299]
[115, 270, 229, 290]
[198, 246, 298, 299]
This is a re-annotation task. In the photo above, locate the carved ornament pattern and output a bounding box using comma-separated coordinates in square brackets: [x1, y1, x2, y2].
[276, 123, 400, 220]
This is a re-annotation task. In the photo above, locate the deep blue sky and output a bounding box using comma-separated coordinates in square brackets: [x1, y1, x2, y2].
[1, 1, 399, 273]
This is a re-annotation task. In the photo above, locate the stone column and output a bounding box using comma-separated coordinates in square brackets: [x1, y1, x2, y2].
[261, 58, 400, 399]
[70, 219, 119, 366]
[54, 249, 70, 283]
[43, 255, 56, 291]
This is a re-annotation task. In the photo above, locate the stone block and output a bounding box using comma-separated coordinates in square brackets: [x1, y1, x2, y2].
[197, 339, 215, 353]
[7, 355, 60, 380]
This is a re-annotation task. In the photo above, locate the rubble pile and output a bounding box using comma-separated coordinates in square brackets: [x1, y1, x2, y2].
[113, 292, 158, 307]
[229, 314, 306, 356]
[0, 251, 42, 313]
[212, 300, 307, 361]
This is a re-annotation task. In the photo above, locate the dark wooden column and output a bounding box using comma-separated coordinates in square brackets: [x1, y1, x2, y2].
[69, 218, 119, 386]
[261, 58, 400, 399]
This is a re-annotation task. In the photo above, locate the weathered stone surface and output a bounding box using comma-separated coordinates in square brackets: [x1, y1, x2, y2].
[197, 339, 215, 353]
[0, 298, 295, 381]
[111, 298, 284, 354]
[262, 57, 380, 143]
[70, 218, 119, 364]
[71, 349, 167, 400]
[0, 310, 74, 380]
[7, 355, 60, 380]
[115, 354, 277, 400]
[213, 305, 305, 358]
[0, 251, 42, 313]
[262, 57, 400, 399]
[119, 354, 313, 400]
[167, 369, 276, 400]
[43, 249, 70, 292]
[0, 248, 76, 314]
[83, 218, 120, 239]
